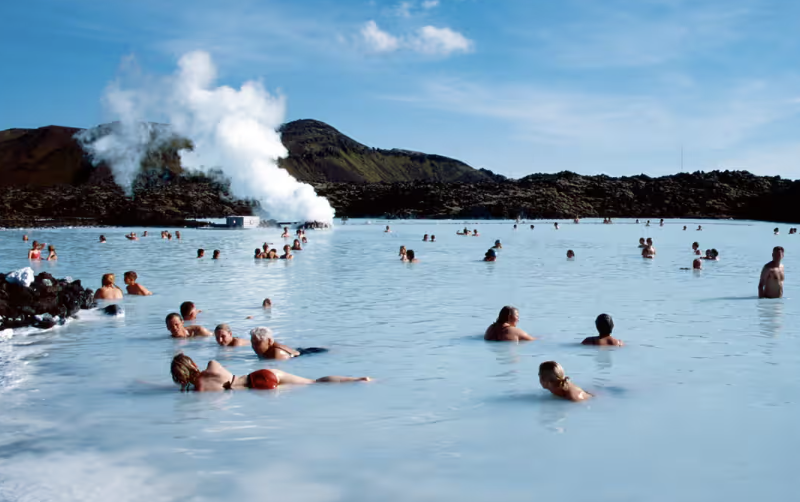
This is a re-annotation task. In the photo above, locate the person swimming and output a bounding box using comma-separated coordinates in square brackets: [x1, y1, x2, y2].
[292, 239, 302, 251]
[94, 273, 124, 300]
[566, 250, 575, 259]
[262, 298, 272, 307]
[281, 227, 290, 238]
[399, 246, 407, 260]
[692, 242, 701, 255]
[484, 306, 535, 341]
[180, 301, 200, 321]
[484, 249, 497, 262]
[267, 249, 279, 259]
[581, 314, 623, 346]
[46, 245, 57, 261]
[642, 247, 654, 259]
[197, 248, 205, 258]
[492, 240, 502, 249]
[554, 222, 559, 230]
[165, 313, 211, 338]
[22, 234, 29, 242]
[538, 361, 591, 401]
[28, 241, 41, 260]
[692, 258, 703, 270]
[384, 225, 391, 233]
[170, 354, 368, 392]
[250, 327, 328, 360]
[638, 237, 646, 248]
[660, 219, 664, 227]
[530, 225, 534, 230]
[473, 229, 479, 236]
[430, 235, 436, 242]
[212, 250, 221, 259]
[125, 232, 138, 241]
[774, 227, 780, 235]
[99, 235, 107, 243]
[683, 225, 687, 231]
[645, 238, 656, 255]
[254, 248, 264, 259]
[697, 225, 703, 231]
[423, 234, 429, 242]
[124, 271, 152, 295]
[404, 249, 419, 262]
[214, 324, 250, 347]
[758, 246, 784, 298]
[281, 245, 294, 259]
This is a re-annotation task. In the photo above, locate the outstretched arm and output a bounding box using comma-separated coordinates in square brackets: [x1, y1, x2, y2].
[188, 325, 212, 337]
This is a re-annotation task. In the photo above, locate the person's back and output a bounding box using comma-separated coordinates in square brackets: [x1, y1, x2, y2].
[581, 313, 623, 346]
[484, 306, 534, 341]
[94, 273, 123, 300]
[124, 271, 152, 296]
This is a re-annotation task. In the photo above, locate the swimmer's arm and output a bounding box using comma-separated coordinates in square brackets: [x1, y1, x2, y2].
[274, 343, 300, 357]
[270, 369, 315, 385]
[516, 331, 536, 341]
[758, 265, 768, 298]
[188, 325, 212, 337]
[138, 284, 153, 296]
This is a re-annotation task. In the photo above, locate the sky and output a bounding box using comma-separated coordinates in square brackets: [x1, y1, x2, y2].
[2, 0, 800, 179]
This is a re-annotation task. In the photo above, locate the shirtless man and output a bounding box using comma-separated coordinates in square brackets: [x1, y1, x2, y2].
[165, 313, 211, 338]
[758, 246, 785, 299]
[123, 271, 152, 296]
[581, 314, 623, 346]
[94, 273, 124, 300]
[281, 227, 290, 238]
[484, 306, 535, 341]
[638, 237, 646, 248]
[250, 327, 300, 359]
[170, 353, 368, 391]
[214, 324, 249, 347]
[180, 301, 200, 321]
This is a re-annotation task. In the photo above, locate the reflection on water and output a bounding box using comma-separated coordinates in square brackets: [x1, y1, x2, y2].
[1, 218, 799, 501]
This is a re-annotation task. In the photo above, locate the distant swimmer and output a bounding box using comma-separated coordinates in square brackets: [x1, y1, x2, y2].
[513, 224, 518, 230]
[646, 220, 650, 227]
[143, 231, 148, 237]
[567, 250, 575, 259]
[693, 258, 703, 270]
[574, 217, 580, 223]
[22, 234, 29, 242]
[302, 235, 308, 244]
[165, 313, 211, 338]
[99, 235, 107, 243]
[484, 249, 497, 262]
[281, 227, 290, 238]
[774, 227, 780, 235]
[197, 248, 205, 258]
[635, 219, 640, 224]
[530, 225, 534, 230]
[404, 249, 419, 263]
[292, 239, 302, 251]
[384, 225, 391, 233]
[645, 238, 656, 255]
[212, 250, 220, 259]
[94, 273, 124, 300]
[46, 245, 57, 261]
[214, 324, 249, 347]
[493, 240, 502, 249]
[697, 225, 703, 231]
[27, 241, 41, 260]
[692, 242, 701, 255]
[170, 354, 368, 392]
[683, 225, 687, 231]
[484, 306, 535, 341]
[430, 235, 436, 242]
[124, 271, 152, 296]
[180, 301, 201, 321]
[581, 314, 623, 346]
[638, 237, 646, 248]
[267, 249, 279, 259]
[554, 222, 559, 230]
[167, 232, 173, 240]
[473, 229, 480, 236]
[125, 232, 138, 241]
[423, 234, 429, 242]
[281, 244, 294, 260]
[262, 298, 272, 307]
[660, 219, 664, 227]
[254, 248, 264, 259]
[538, 361, 591, 402]
[642, 247, 654, 259]
[758, 246, 785, 299]
[399, 245, 407, 260]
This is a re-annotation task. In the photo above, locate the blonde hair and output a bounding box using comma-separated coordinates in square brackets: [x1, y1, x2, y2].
[171, 353, 200, 391]
[101, 273, 115, 286]
[539, 361, 570, 390]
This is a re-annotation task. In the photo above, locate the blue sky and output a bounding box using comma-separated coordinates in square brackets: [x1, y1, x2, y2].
[3, 0, 800, 179]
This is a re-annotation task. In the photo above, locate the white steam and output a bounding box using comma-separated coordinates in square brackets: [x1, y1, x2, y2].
[78, 51, 335, 223]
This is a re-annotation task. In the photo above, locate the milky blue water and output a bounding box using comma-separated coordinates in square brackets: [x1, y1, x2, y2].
[0, 219, 797, 502]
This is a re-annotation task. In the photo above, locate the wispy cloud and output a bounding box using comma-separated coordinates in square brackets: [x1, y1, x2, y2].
[391, 78, 800, 154]
[361, 20, 401, 52]
[360, 21, 473, 56]
[422, 0, 440, 9]
[393, 1, 413, 18]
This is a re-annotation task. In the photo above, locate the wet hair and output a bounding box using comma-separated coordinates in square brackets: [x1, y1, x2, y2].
[646, 237, 653, 244]
[693, 258, 702, 269]
[567, 250, 575, 257]
[595, 314, 614, 335]
[124, 271, 137, 281]
[406, 249, 415, 260]
[431, 235, 436, 240]
[399, 245, 406, 253]
[774, 228, 779, 232]
[639, 237, 645, 242]
[711, 248, 719, 257]
[774, 246, 785, 253]
[171, 353, 200, 391]
[212, 250, 220, 259]
[165, 312, 182, 324]
[692, 242, 699, 248]
[48, 245, 55, 252]
[539, 361, 570, 390]
[180, 301, 195, 318]
[197, 249, 205, 257]
[494, 240, 501, 245]
[101, 273, 115, 286]
[215, 323, 231, 334]
[496, 306, 518, 325]
[255, 248, 262, 257]
[262, 298, 272, 307]
[250, 326, 274, 343]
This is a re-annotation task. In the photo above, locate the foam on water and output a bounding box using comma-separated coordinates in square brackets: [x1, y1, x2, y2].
[0, 219, 798, 501]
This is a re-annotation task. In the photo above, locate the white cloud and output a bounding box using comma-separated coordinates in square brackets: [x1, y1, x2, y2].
[410, 26, 473, 55]
[360, 21, 473, 56]
[394, 1, 413, 18]
[361, 20, 400, 52]
[422, 0, 440, 8]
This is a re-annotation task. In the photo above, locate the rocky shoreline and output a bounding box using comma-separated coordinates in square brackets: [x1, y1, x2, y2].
[0, 270, 97, 330]
[1, 170, 799, 227]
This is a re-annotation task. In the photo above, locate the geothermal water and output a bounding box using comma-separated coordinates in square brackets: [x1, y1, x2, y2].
[0, 219, 798, 501]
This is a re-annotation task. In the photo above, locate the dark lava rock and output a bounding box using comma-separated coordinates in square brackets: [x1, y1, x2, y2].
[0, 271, 97, 330]
[102, 304, 125, 316]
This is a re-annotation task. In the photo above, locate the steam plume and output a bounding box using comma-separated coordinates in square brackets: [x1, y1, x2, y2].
[77, 51, 335, 223]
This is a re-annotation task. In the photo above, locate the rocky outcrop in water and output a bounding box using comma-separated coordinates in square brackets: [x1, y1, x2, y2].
[0, 271, 97, 330]
[315, 170, 800, 222]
